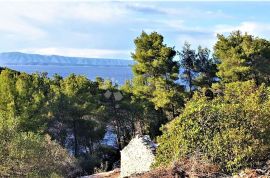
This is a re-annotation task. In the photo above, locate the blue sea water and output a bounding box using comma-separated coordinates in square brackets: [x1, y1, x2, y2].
[4, 65, 133, 85]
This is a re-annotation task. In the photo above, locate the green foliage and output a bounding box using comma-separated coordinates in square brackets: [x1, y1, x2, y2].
[16, 73, 51, 132]
[49, 74, 106, 157]
[194, 46, 218, 88]
[0, 116, 79, 177]
[0, 70, 108, 175]
[2, 30, 270, 176]
[79, 145, 119, 174]
[179, 43, 217, 93]
[131, 31, 184, 118]
[179, 42, 197, 92]
[155, 80, 270, 173]
[214, 31, 270, 84]
[0, 70, 51, 133]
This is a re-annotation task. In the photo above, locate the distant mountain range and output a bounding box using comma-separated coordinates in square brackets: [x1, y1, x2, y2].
[0, 52, 134, 66]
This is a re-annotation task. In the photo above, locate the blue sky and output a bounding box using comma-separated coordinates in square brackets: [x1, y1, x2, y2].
[0, 1, 270, 59]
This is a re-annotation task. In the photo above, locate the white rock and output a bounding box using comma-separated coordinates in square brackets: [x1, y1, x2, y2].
[120, 135, 156, 178]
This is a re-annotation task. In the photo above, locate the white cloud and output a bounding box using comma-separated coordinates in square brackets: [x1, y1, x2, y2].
[0, 2, 58, 39]
[68, 3, 128, 23]
[176, 34, 216, 49]
[0, 3, 48, 39]
[19, 48, 131, 59]
[159, 6, 232, 20]
[214, 22, 270, 37]
[0, 2, 128, 39]
[0, 18, 46, 39]
[0, 1, 136, 54]
[160, 20, 185, 29]
[174, 21, 270, 50]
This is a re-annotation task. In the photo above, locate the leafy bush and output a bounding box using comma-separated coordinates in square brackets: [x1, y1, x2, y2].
[154, 80, 270, 173]
[0, 116, 80, 177]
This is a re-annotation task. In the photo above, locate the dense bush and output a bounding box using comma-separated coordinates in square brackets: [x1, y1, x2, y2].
[0, 116, 79, 177]
[154, 80, 270, 173]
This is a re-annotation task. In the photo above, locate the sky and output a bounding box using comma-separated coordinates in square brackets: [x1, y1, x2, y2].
[0, 1, 270, 59]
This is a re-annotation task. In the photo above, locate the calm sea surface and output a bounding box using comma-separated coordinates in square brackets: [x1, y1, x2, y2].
[5, 65, 133, 85]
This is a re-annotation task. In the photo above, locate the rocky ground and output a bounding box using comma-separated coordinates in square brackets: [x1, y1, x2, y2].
[84, 160, 270, 178]
[81, 169, 120, 178]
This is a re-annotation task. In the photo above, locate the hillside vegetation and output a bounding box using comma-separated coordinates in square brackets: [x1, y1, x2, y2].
[0, 31, 270, 177]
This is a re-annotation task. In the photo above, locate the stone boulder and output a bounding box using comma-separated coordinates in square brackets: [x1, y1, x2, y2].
[120, 135, 157, 178]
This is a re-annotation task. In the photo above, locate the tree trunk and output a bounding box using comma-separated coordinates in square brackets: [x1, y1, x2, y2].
[188, 70, 193, 98]
[73, 119, 78, 157]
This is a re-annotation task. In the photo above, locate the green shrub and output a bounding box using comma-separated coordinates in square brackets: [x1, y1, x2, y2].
[154, 80, 270, 173]
[0, 116, 80, 177]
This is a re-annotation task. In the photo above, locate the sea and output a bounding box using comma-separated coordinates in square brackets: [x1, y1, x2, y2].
[5, 65, 133, 85]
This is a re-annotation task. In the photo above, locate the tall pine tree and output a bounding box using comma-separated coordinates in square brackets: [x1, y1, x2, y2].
[132, 31, 184, 119]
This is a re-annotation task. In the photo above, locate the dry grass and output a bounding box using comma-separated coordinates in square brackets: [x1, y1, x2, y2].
[131, 156, 221, 178]
[176, 156, 220, 176]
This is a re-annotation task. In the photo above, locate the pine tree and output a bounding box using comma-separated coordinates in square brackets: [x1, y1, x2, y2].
[132, 31, 184, 118]
[194, 46, 217, 88]
[179, 42, 197, 95]
[214, 31, 270, 84]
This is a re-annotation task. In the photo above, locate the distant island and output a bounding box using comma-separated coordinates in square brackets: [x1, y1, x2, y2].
[0, 52, 134, 66]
